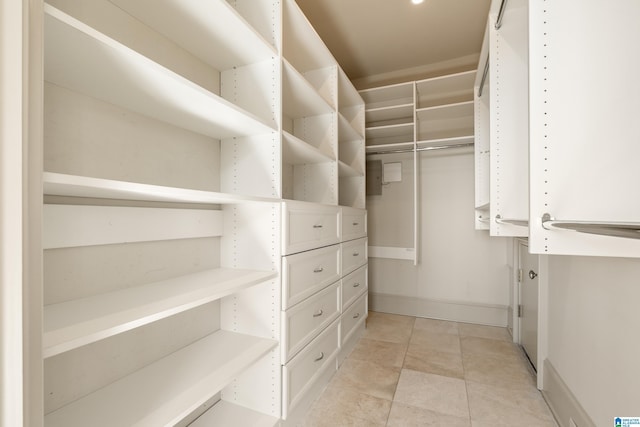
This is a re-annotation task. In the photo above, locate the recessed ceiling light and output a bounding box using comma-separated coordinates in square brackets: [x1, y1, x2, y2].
[412, 0, 424, 4]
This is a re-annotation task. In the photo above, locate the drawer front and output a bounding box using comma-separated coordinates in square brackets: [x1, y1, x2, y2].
[341, 237, 367, 276]
[341, 265, 367, 311]
[341, 293, 367, 345]
[341, 208, 367, 242]
[283, 202, 340, 255]
[282, 282, 340, 362]
[282, 244, 341, 309]
[283, 320, 339, 416]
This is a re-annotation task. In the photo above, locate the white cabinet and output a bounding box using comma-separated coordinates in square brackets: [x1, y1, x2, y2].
[282, 201, 340, 255]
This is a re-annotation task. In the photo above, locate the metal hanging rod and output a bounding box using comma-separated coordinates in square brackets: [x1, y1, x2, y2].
[495, 215, 528, 227]
[366, 142, 474, 156]
[477, 55, 490, 97]
[495, 0, 509, 29]
[541, 213, 640, 240]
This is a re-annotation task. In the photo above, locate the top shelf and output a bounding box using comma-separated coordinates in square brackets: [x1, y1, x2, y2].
[108, 0, 277, 71]
[416, 70, 476, 108]
[44, 4, 276, 140]
[359, 81, 414, 110]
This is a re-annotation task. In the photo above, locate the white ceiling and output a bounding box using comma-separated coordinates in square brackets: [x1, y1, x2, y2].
[295, 0, 491, 88]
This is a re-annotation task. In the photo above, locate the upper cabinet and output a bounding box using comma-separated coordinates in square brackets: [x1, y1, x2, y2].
[529, 0, 640, 256]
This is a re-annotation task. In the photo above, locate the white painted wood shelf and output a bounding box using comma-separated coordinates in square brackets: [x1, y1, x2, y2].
[282, 59, 334, 118]
[108, 0, 277, 71]
[365, 103, 414, 125]
[43, 268, 277, 358]
[44, 331, 277, 427]
[417, 135, 474, 148]
[365, 142, 415, 153]
[416, 70, 475, 108]
[365, 122, 414, 142]
[44, 4, 275, 141]
[338, 113, 363, 143]
[190, 401, 279, 427]
[338, 161, 364, 178]
[283, 131, 335, 165]
[43, 172, 278, 204]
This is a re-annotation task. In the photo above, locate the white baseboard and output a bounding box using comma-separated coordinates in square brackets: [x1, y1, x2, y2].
[368, 292, 508, 326]
[542, 359, 596, 427]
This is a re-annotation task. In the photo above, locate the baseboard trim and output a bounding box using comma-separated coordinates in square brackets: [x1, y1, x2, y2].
[542, 359, 596, 427]
[368, 292, 508, 326]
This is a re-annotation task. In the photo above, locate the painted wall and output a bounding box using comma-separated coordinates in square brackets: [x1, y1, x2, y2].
[546, 255, 640, 426]
[367, 150, 510, 325]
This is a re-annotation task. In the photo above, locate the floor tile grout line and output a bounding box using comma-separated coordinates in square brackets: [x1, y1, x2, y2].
[383, 315, 416, 426]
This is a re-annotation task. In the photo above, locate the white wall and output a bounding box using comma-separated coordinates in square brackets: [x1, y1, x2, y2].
[367, 150, 510, 325]
[546, 255, 640, 426]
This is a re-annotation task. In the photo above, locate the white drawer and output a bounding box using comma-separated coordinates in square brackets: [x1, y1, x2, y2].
[341, 207, 367, 242]
[341, 237, 367, 276]
[282, 202, 340, 255]
[283, 320, 339, 417]
[282, 282, 340, 362]
[341, 293, 367, 346]
[282, 244, 341, 309]
[341, 265, 367, 311]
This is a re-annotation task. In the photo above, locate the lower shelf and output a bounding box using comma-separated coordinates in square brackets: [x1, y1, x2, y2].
[189, 401, 279, 427]
[45, 331, 277, 427]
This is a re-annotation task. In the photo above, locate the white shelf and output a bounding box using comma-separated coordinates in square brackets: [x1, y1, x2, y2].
[43, 172, 278, 204]
[416, 100, 474, 122]
[365, 142, 415, 153]
[190, 401, 279, 427]
[282, 60, 334, 118]
[416, 101, 474, 141]
[43, 268, 277, 358]
[338, 160, 364, 178]
[366, 122, 414, 140]
[417, 135, 474, 148]
[365, 103, 414, 126]
[338, 69, 363, 110]
[44, 331, 277, 427]
[476, 202, 490, 211]
[416, 70, 476, 108]
[359, 81, 414, 110]
[109, 0, 277, 71]
[338, 113, 363, 142]
[44, 4, 275, 140]
[283, 131, 335, 165]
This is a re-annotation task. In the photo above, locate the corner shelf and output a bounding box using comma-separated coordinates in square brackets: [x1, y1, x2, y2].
[44, 331, 277, 427]
[416, 70, 475, 108]
[43, 268, 277, 358]
[338, 161, 364, 178]
[44, 4, 275, 140]
[282, 59, 334, 118]
[283, 131, 335, 165]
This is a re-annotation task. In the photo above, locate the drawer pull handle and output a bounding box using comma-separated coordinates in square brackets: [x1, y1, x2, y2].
[313, 309, 324, 317]
[353, 252, 359, 256]
[313, 267, 324, 273]
[314, 352, 324, 362]
[353, 313, 360, 319]
[352, 222, 359, 226]
[313, 224, 323, 229]
[353, 282, 360, 288]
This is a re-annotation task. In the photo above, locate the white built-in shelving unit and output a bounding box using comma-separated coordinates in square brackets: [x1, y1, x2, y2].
[474, 23, 491, 231]
[34, 0, 366, 425]
[360, 71, 475, 264]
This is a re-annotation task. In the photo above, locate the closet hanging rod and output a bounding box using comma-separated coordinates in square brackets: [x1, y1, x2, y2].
[541, 213, 640, 240]
[495, 215, 528, 227]
[495, 0, 509, 29]
[366, 142, 474, 156]
[477, 56, 490, 97]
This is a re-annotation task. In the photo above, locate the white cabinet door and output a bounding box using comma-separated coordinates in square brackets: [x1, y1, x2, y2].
[529, 0, 640, 257]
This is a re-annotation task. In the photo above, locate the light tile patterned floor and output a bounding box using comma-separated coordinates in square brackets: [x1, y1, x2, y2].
[301, 312, 558, 426]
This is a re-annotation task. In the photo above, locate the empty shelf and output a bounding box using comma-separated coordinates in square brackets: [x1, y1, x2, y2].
[44, 5, 275, 140]
[190, 401, 278, 427]
[45, 330, 277, 427]
[282, 131, 335, 165]
[416, 135, 474, 149]
[365, 122, 414, 140]
[338, 160, 364, 178]
[416, 70, 475, 108]
[338, 113, 364, 142]
[109, 0, 276, 71]
[44, 172, 277, 204]
[365, 103, 414, 126]
[282, 60, 334, 118]
[44, 268, 277, 358]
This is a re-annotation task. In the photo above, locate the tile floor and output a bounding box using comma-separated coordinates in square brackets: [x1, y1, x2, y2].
[301, 311, 558, 426]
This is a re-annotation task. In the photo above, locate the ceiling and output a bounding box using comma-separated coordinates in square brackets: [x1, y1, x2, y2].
[295, 0, 491, 89]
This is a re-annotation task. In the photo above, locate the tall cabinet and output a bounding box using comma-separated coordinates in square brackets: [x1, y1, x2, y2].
[30, 0, 366, 426]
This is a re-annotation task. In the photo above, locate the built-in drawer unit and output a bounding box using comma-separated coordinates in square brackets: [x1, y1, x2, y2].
[341, 292, 367, 346]
[282, 201, 340, 255]
[282, 244, 341, 309]
[282, 319, 339, 418]
[341, 237, 367, 276]
[341, 265, 367, 311]
[341, 207, 367, 242]
[282, 282, 340, 362]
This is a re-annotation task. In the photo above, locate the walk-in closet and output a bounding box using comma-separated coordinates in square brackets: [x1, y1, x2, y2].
[1, 0, 639, 426]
